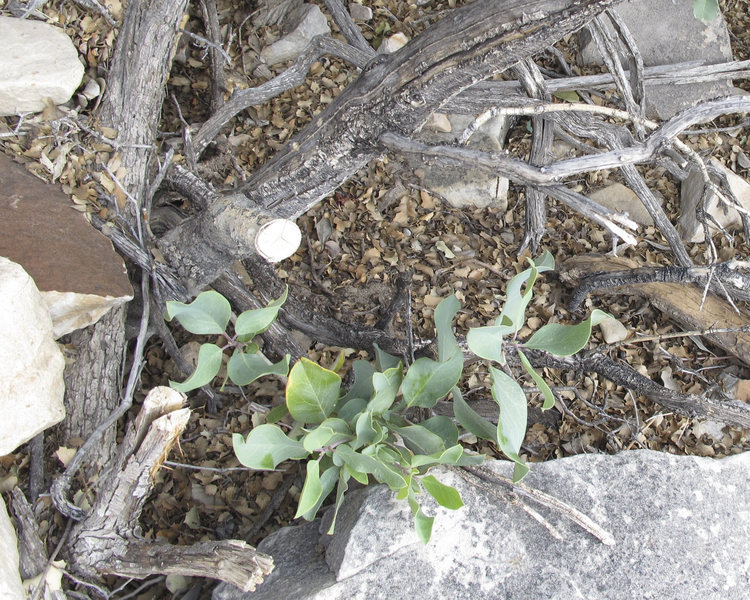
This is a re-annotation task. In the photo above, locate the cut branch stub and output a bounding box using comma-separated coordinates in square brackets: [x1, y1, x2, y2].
[255, 218, 302, 262]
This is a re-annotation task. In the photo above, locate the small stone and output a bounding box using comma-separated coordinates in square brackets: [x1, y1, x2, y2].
[261, 4, 330, 66]
[589, 182, 658, 227]
[424, 112, 452, 133]
[599, 317, 628, 344]
[378, 32, 409, 54]
[0, 16, 84, 116]
[679, 158, 750, 242]
[348, 3, 372, 20]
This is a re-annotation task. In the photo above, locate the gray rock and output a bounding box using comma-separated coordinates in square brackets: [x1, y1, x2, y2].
[348, 3, 372, 21]
[414, 113, 511, 210]
[0, 16, 84, 116]
[0, 154, 133, 337]
[679, 158, 750, 242]
[589, 182, 660, 226]
[0, 494, 24, 600]
[214, 451, 750, 599]
[0, 257, 65, 455]
[577, 0, 737, 119]
[598, 316, 628, 343]
[261, 4, 330, 66]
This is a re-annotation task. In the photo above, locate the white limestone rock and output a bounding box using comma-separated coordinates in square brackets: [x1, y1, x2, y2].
[0, 495, 24, 600]
[378, 32, 409, 54]
[0, 16, 84, 116]
[261, 4, 330, 66]
[599, 317, 628, 344]
[679, 158, 750, 242]
[0, 257, 65, 455]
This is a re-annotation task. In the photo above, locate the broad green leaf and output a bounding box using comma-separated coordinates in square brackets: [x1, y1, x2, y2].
[552, 90, 580, 103]
[498, 252, 554, 332]
[490, 366, 528, 461]
[303, 418, 351, 452]
[517, 350, 555, 410]
[326, 471, 350, 534]
[394, 424, 446, 455]
[227, 352, 289, 386]
[376, 444, 412, 470]
[286, 358, 342, 424]
[337, 397, 368, 425]
[421, 475, 464, 510]
[165, 290, 231, 334]
[301, 463, 339, 521]
[353, 411, 377, 449]
[368, 366, 403, 414]
[265, 404, 289, 424]
[523, 309, 610, 356]
[513, 461, 530, 483]
[452, 386, 497, 442]
[411, 444, 462, 468]
[693, 0, 719, 21]
[233, 424, 309, 470]
[234, 286, 288, 338]
[434, 294, 461, 362]
[334, 444, 406, 490]
[466, 325, 514, 364]
[169, 343, 223, 392]
[339, 360, 376, 405]
[401, 352, 463, 408]
[420, 416, 458, 447]
[408, 494, 434, 544]
[374, 343, 401, 372]
[345, 464, 368, 485]
[329, 349, 347, 374]
[295, 460, 323, 518]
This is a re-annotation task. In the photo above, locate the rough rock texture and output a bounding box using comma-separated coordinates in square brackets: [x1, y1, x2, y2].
[0, 257, 65, 455]
[0, 154, 132, 337]
[589, 182, 660, 226]
[577, 0, 736, 119]
[261, 4, 330, 66]
[413, 113, 510, 210]
[679, 158, 750, 242]
[0, 494, 24, 600]
[0, 16, 84, 116]
[214, 451, 750, 600]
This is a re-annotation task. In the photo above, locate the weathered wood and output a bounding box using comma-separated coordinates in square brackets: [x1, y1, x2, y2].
[67, 387, 274, 591]
[161, 0, 623, 289]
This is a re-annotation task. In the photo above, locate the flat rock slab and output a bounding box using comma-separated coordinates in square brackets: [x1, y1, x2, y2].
[577, 0, 736, 119]
[0, 154, 132, 337]
[0, 494, 24, 600]
[0, 16, 84, 116]
[215, 451, 750, 599]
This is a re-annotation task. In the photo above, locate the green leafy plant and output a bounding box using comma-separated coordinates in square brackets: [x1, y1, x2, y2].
[168, 252, 612, 542]
[164, 288, 291, 392]
[693, 0, 719, 21]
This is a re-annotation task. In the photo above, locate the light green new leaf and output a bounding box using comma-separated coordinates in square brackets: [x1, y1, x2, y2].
[345, 464, 368, 485]
[434, 294, 461, 362]
[410, 444, 482, 469]
[326, 471, 350, 534]
[227, 352, 289, 386]
[394, 424, 446, 456]
[302, 418, 351, 453]
[466, 324, 514, 364]
[523, 309, 610, 356]
[169, 343, 223, 392]
[301, 464, 340, 521]
[552, 90, 580, 102]
[490, 366, 528, 461]
[353, 411, 377, 449]
[165, 290, 231, 334]
[374, 343, 401, 372]
[233, 424, 309, 470]
[334, 444, 406, 490]
[401, 352, 463, 408]
[693, 0, 719, 21]
[498, 252, 554, 332]
[295, 460, 323, 518]
[234, 286, 288, 338]
[408, 493, 434, 544]
[517, 350, 555, 410]
[513, 461, 530, 483]
[452, 386, 497, 442]
[367, 366, 403, 414]
[421, 475, 464, 510]
[286, 358, 342, 424]
[339, 360, 376, 405]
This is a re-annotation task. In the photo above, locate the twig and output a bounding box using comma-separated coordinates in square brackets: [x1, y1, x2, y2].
[199, 0, 227, 112]
[28, 433, 44, 502]
[322, 0, 374, 55]
[71, 0, 115, 27]
[245, 468, 298, 540]
[618, 324, 750, 347]
[30, 518, 73, 600]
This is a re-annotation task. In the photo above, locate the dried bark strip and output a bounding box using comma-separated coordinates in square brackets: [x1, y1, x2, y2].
[67, 387, 273, 591]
